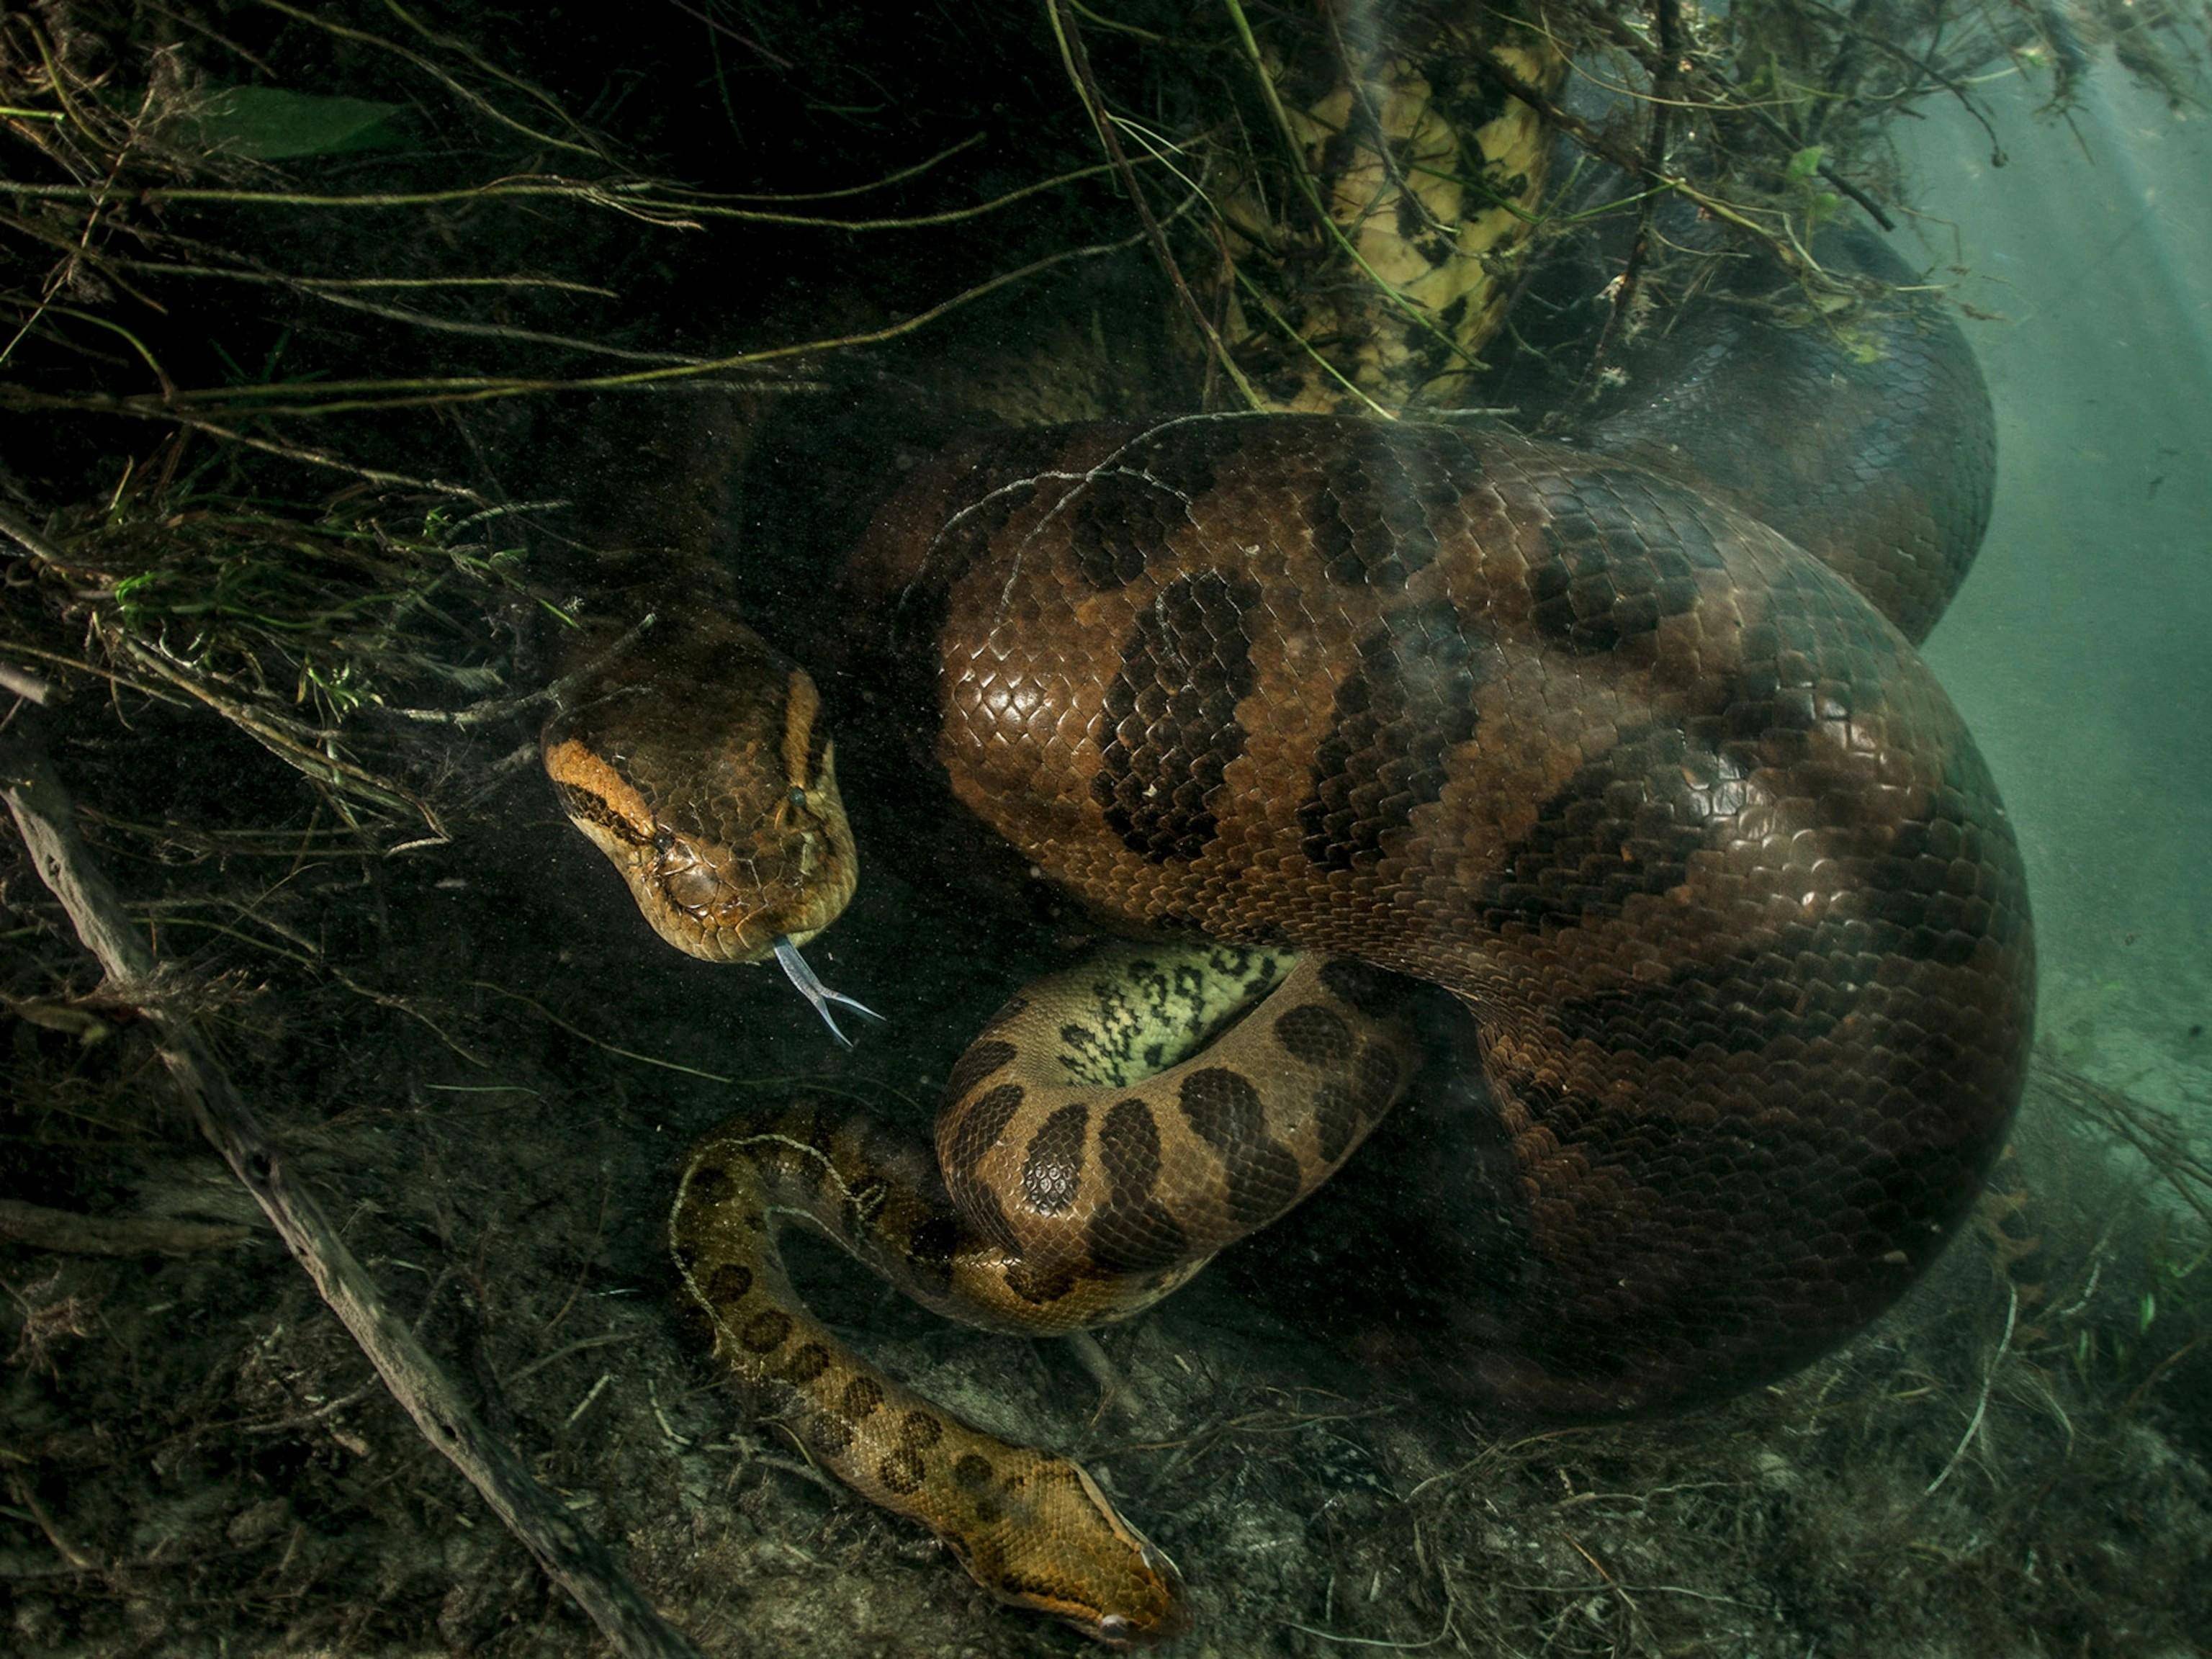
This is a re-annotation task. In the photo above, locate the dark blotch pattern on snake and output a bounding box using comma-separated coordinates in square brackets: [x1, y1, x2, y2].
[859, 407, 2031, 1426]
[1092, 569, 1264, 863]
[554, 223, 2027, 1649]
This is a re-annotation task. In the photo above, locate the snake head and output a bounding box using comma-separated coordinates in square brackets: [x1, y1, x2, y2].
[542, 619, 858, 966]
[945, 1454, 1190, 1646]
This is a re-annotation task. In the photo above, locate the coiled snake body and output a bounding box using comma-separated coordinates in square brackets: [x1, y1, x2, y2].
[543, 234, 2033, 1641]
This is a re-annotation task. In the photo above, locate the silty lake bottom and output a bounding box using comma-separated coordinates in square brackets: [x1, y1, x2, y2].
[0, 6, 2207, 1657]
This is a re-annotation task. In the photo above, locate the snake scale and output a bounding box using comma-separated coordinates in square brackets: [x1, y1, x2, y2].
[541, 217, 2033, 1642]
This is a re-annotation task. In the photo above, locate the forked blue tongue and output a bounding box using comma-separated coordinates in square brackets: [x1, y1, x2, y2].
[772, 935, 886, 1050]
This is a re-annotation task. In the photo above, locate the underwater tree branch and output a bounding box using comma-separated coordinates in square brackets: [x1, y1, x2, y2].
[1580, 0, 1683, 395]
[659, 0, 795, 70]
[2036, 1053, 2212, 1231]
[0, 394, 496, 496]
[0, 158, 1151, 233]
[1793, 0, 2009, 163]
[1228, 258, 1396, 419]
[0, 733, 706, 1659]
[112, 636, 444, 832]
[1047, 0, 1263, 410]
[0, 502, 66, 565]
[1470, 32, 1852, 294]
[251, 0, 612, 163]
[381, 611, 654, 730]
[0, 660, 52, 702]
[1580, 0, 1899, 230]
[706, 131, 984, 201]
[0, 1195, 250, 1256]
[374, 0, 629, 143]
[1217, 0, 1490, 377]
[0, 229, 1154, 421]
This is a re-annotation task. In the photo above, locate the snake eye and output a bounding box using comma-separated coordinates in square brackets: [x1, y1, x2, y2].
[651, 827, 677, 855]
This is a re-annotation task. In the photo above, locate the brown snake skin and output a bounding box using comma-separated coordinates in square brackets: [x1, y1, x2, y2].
[666, 942, 1409, 1640]
[547, 258, 2034, 1644]
[841, 408, 2035, 1403]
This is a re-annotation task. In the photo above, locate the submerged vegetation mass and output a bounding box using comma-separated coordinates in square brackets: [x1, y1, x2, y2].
[3, 2, 2208, 1655]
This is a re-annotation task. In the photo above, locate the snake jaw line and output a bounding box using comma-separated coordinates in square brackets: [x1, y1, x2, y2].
[1066, 1462, 1189, 1645]
[541, 617, 860, 979]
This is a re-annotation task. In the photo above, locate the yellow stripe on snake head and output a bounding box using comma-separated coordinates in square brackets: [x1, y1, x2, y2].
[542, 629, 859, 966]
[779, 666, 825, 795]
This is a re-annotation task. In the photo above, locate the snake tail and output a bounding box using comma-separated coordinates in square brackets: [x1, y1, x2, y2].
[670, 1114, 1186, 1643]
[668, 943, 1412, 1642]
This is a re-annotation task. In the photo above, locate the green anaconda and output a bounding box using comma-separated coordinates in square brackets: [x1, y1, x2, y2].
[539, 136, 2027, 1659]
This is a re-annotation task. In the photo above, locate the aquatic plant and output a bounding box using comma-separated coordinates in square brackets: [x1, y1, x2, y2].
[3, 2, 2206, 1653]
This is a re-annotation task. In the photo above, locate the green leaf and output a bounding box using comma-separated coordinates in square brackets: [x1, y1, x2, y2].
[194, 86, 404, 161]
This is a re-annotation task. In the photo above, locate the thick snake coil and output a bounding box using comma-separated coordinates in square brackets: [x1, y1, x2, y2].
[541, 230, 2033, 1641]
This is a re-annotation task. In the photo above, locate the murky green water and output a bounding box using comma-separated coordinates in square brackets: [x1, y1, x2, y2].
[2, 9, 2207, 1656]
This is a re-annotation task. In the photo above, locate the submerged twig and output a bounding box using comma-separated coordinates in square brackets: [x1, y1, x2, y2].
[1049, 0, 1262, 410]
[2035, 1054, 2212, 1230]
[0, 1197, 251, 1256]
[1, 661, 53, 704]
[1926, 1284, 2018, 1494]
[1218, 0, 1487, 378]
[0, 230, 1148, 423]
[1580, 0, 1682, 393]
[1467, 42, 1821, 282]
[0, 734, 703, 1659]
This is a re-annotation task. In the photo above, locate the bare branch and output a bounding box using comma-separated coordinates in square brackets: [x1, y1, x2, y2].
[0, 733, 704, 1659]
